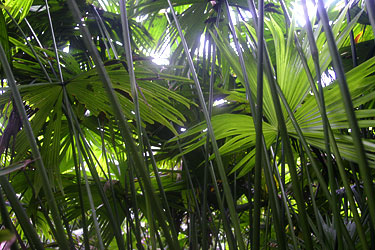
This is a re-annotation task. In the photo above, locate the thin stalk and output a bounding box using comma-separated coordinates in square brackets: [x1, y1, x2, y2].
[84, 145, 109, 180]
[224, 1, 256, 113]
[275, 0, 367, 246]
[60, 209, 75, 250]
[42, 16, 87, 246]
[344, 0, 358, 67]
[297, 0, 343, 247]
[249, 1, 347, 247]
[64, 92, 104, 250]
[69, 134, 91, 250]
[143, 131, 177, 241]
[98, 120, 121, 233]
[72, 110, 126, 249]
[188, 206, 195, 248]
[80, 160, 105, 249]
[203, 27, 218, 250]
[328, 128, 367, 247]
[261, 39, 314, 250]
[247, 171, 253, 249]
[127, 160, 146, 250]
[262, 203, 271, 250]
[317, 0, 375, 231]
[119, 1, 179, 245]
[274, 82, 356, 249]
[126, 215, 131, 250]
[44, 0, 64, 83]
[0, 187, 15, 235]
[92, 6, 118, 59]
[205, 206, 221, 250]
[64, 87, 126, 249]
[298, 0, 332, 175]
[247, 0, 258, 27]
[201, 43, 210, 250]
[118, 4, 148, 245]
[96, 19, 112, 59]
[253, 0, 265, 247]
[66, 1, 178, 248]
[0, 43, 69, 249]
[177, 141, 201, 218]
[202, 154, 209, 250]
[207, 161, 236, 249]
[305, 169, 326, 247]
[271, 147, 299, 249]
[201, 146, 234, 245]
[187, 184, 194, 248]
[4, 9, 52, 83]
[224, 1, 286, 248]
[0, 187, 20, 250]
[22, 172, 59, 244]
[0, 180, 40, 250]
[166, 1, 245, 248]
[261, 137, 287, 245]
[119, 0, 143, 150]
[23, 17, 58, 80]
[300, 143, 330, 248]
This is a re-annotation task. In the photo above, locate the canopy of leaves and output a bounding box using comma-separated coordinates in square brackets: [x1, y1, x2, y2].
[0, 0, 375, 249]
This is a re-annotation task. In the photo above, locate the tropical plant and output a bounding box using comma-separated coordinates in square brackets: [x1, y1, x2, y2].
[0, 0, 375, 249]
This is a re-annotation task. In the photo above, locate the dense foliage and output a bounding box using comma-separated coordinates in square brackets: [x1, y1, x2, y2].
[0, 0, 375, 249]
